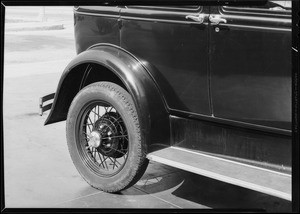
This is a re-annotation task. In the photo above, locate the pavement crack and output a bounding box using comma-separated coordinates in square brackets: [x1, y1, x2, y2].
[53, 191, 105, 206]
[132, 186, 182, 209]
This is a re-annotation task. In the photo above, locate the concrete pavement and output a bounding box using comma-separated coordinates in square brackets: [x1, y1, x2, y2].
[5, 21, 65, 32]
[4, 60, 70, 78]
[5, 6, 73, 32]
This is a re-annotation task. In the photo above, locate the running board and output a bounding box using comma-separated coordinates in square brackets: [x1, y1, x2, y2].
[146, 146, 291, 201]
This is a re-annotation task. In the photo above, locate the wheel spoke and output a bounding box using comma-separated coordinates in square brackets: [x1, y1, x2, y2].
[114, 158, 121, 167]
[112, 158, 121, 170]
[83, 131, 90, 139]
[108, 107, 113, 112]
[98, 154, 106, 167]
[112, 116, 121, 123]
[80, 132, 88, 142]
[104, 107, 108, 113]
[93, 148, 97, 160]
[98, 155, 109, 170]
[86, 125, 92, 133]
[105, 146, 127, 156]
[108, 156, 119, 169]
[93, 107, 96, 123]
[110, 157, 117, 170]
[85, 118, 93, 133]
[104, 157, 109, 170]
[97, 151, 106, 168]
[112, 159, 117, 170]
[85, 145, 93, 150]
[91, 109, 101, 118]
[88, 116, 94, 127]
[102, 135, 128, 140]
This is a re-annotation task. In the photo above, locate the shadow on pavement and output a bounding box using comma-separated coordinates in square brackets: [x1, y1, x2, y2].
[171, 171, 292, 212]
[119, 162, 291, 211]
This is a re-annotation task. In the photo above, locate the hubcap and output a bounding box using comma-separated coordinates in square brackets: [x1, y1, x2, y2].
[88, 131, 101, 148]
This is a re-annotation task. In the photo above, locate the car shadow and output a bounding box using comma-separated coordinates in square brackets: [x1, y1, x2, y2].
[171, 171, 292, 212]
[120, 162, 292, 212]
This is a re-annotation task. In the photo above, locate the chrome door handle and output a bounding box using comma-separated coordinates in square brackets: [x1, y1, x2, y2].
[209, 15, 227, 25]
[186, 14, 205, 24]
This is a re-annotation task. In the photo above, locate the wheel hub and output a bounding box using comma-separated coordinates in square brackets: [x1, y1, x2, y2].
[88, 131, 102, 148]
[92, 112, 128, 158]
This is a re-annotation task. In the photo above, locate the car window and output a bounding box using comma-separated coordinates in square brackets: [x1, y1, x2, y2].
[262, 0, 291, 10]
[238, 0, 291, 10]
[126, 6, 201, 12]
[221, 0, 291, 16]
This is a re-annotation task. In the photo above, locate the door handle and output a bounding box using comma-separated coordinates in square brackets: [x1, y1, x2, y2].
[186, 14, 205, 24]
[209, 15, 227, 25]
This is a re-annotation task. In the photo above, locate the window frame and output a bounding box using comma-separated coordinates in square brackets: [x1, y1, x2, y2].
[220, 0, 291, 18]
[126, 6, 202, 13]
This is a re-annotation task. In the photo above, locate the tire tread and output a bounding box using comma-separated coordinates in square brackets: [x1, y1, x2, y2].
[66, 82, 148, 193]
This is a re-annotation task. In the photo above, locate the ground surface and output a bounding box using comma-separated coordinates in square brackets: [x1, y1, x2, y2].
[3, 6, 292, 211]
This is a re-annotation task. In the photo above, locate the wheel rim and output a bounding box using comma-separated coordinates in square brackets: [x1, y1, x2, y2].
[76, 101, 129, 177]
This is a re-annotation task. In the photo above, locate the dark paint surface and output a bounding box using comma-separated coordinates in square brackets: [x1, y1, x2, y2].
[119, 5, 291, 132]
[74, 7, 120, 53]
[48, 5, 291, 168]
[210, 6, 291, 130]
[73, 5, 291, 131]
[45, 45, 170, 149]
[170, 116, 291, 173]
[120, 6, 211, 115]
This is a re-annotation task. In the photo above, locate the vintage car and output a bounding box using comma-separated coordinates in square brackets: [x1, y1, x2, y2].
[40, 1, 292, 201]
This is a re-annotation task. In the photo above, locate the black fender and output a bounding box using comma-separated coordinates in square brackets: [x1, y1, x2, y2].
[45, 43, 170, 149]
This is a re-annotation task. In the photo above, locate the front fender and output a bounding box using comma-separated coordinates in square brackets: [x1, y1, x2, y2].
[45, 43, 170, 149]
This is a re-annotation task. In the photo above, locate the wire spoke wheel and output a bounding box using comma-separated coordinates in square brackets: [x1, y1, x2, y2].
[78, 102, 128, 176]
[66, 82, 148, 192]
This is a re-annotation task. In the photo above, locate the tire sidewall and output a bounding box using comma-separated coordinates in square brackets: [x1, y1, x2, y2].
[66, 82, 145, 191]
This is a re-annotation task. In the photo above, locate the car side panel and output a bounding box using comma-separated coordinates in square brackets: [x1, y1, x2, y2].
[74, 6, 121, 54]
[120, 6, 211, 115]
[210, 5, 292, 130]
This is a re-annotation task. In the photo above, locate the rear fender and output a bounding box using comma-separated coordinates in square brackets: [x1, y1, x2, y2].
[45, 44, 170, 149]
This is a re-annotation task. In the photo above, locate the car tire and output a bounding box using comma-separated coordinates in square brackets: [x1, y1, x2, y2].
[66, 82, 149, 192]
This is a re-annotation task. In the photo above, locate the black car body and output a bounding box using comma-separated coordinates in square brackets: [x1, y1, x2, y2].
[40, 0, 292, 201]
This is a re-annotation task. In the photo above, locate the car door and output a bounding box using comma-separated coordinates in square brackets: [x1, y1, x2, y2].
[209, 0, 292, 131]
[120, 6, 211, 115]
